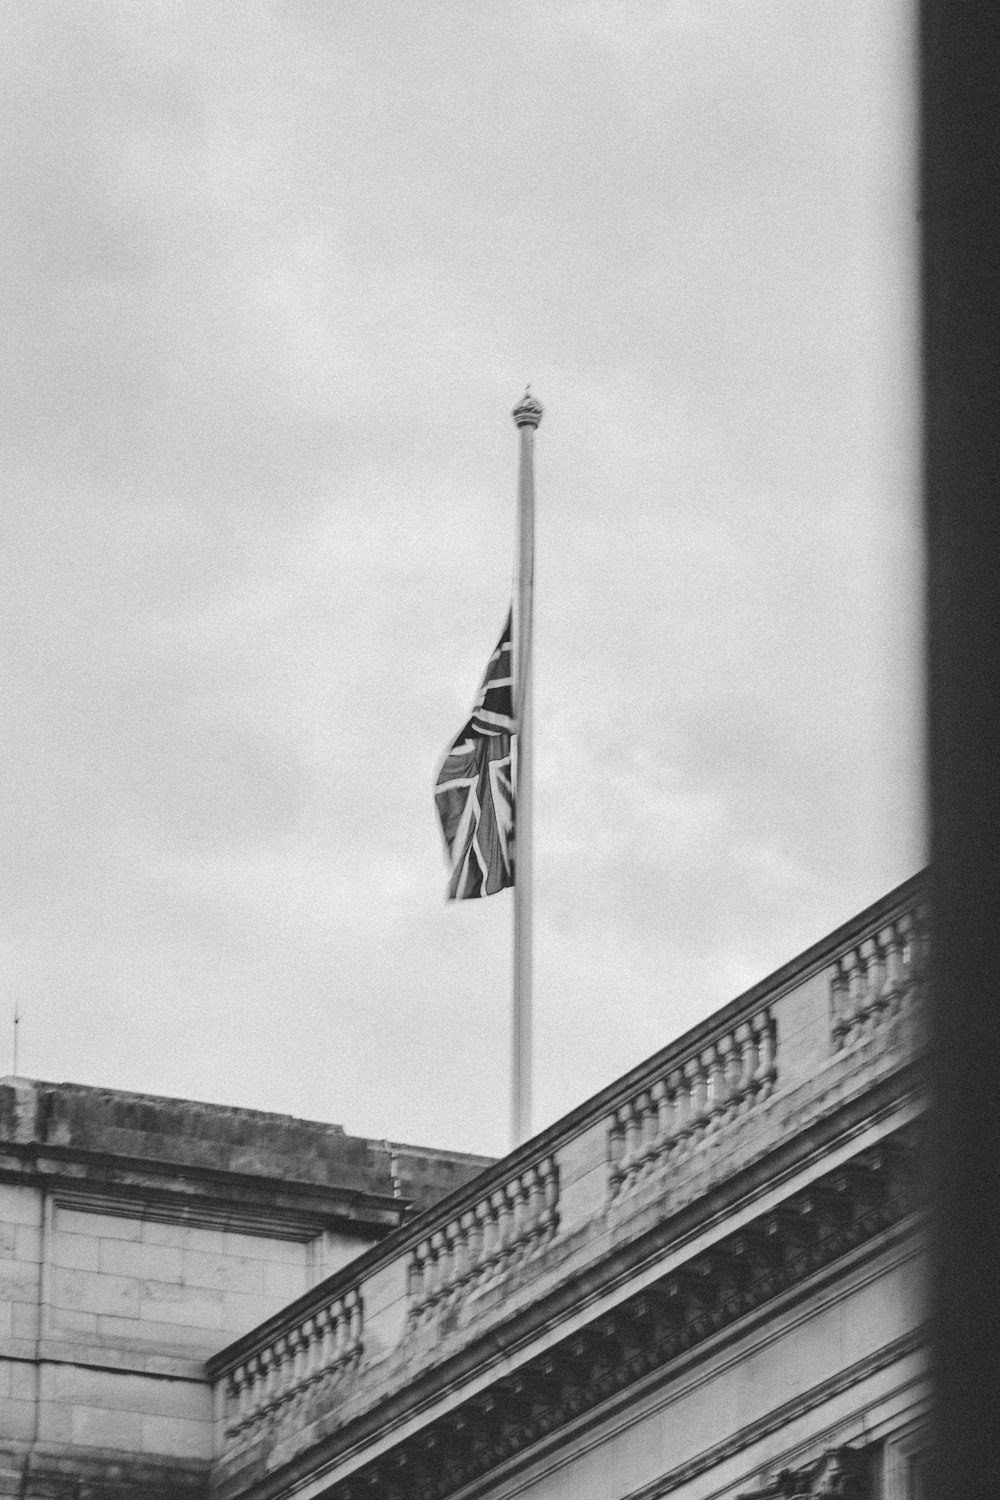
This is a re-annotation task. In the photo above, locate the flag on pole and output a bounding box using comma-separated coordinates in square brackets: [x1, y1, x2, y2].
[435, 612, 515, 900]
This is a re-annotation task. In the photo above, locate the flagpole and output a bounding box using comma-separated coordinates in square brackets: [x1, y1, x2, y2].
[511, 386, 542, 1147]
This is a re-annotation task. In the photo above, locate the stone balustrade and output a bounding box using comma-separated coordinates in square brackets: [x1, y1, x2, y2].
[223, 1286, 362, 1441]
[209, 873, 926, 1474]
[408, 1155, 559, 1325]
[608, 1005, 777, 1200]
[830, 902, 927, 1051]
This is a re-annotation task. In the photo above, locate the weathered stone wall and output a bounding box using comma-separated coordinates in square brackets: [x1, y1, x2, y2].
[0, 1079, 493, 1499]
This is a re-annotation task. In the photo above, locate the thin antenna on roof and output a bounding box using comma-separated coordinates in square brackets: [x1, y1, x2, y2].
[12, 1000, 20, 1077]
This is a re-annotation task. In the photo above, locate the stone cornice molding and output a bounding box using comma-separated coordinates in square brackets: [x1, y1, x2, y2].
[617, 1329, 927, 1500]
[0, 1145, 409, 1237]
[15, 1442, 209, 1500]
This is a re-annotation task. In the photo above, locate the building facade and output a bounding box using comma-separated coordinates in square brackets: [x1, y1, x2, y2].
[1, 873, 928, 1499]
[0, 1081, 491, 1495]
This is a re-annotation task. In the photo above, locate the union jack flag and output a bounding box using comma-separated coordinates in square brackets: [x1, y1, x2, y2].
[435, 612, 515, 900]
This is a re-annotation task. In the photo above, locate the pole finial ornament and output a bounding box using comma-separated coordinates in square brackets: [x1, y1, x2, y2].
[512, 386, 543, 428]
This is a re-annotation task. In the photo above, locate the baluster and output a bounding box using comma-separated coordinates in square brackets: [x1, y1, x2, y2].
[513, 1169, 534, 1253]
[704, 1042, 726, 1132]
[260, 1344, 279, 1418]
[346, 1289, 363, 1359]
[296, 1325, 313, 1410]
[753, 1010, 776, 1098]
[298, 1323, 313, 1396]
[510, 1176, 530, 1258]
[239, 1364, 255, 1429]
[244, 1360, 260, 1426]
[312, 1305, 332, 1379]
[607, 1109, 626, 1196]
[238, 1364, 254, 1430]
[846, 950, 868, 1046]
[649, 1078, 672, 1168]
[284, 1328, 303, 1406]
[898, 909, 916, 978]
[734, 1022, 758, 1106]
[447, 1222, 462, 1296]
[915, 905, 930, 974]
[247, 1353, 265, 1425]
[830, 960, 849, 1050]
[332, 1300, 349, 1365]
[479, 1194, 500, 1273]
[621, 1097, 644, 1188]
[412, 1242, 430, 1321]
[468, 1203, 486, 1277]
[452, 1218, 469, 1297]
[856, 938, 878, 1036]
[879, 921, 905, 1019]
[866, 935, 887, 1032]
[469, 1199, 491, 1283]
[408, 1246, 426, 1312]
[910, 907, 929, 1016]
[687, 1054, 709, 1144]
[539, 1156, 559, 1237]
[670, 1064, 692, 1148]
[526, 1165, 546, 1248]
[237, 1359, 254, 1428]
[641, 1089, 662, 1174]
[300, 1316, 319, 1393]
[420, 1244, 434, 1312]
[454, 1209, 474, 1287]
[898, 911, 921, 1011]
[492, 1186, 512, 1269]
[632, 1091, 651, 1175]
[312, 1310, 328, 1380]
[721, 1033, 742, 1121]
[431, 1228, 451, 1305]
[275, 1335, 293, 1409]
[444, 1223, 462, 1305]
[227, 1368, 245, 1434]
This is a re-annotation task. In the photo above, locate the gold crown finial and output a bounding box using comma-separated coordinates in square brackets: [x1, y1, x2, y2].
[512, 385, 543, 428]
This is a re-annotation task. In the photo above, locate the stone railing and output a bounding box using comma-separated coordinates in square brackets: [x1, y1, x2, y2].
[830, 901, 928, 1052]
[209, 872, 926, 1473]
[408, 1155, 559, 1325]
[223, 1285, 362, 1441]
[608, 1005, 776, 1199]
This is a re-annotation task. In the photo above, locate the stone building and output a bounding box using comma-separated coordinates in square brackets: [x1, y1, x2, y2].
[1, 873, 928, 1499]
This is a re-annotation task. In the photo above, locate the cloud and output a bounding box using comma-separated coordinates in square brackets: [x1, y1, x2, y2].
[0, 1, 922, 1154]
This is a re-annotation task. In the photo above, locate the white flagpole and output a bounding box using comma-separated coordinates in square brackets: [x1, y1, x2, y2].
[511, 387, 542, 1147]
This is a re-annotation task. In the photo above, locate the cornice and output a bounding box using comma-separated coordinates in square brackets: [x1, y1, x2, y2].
[0, 1142, 408, 1236]
[618, 1328, 928, 1500]
[15, 1443, 209, 1500]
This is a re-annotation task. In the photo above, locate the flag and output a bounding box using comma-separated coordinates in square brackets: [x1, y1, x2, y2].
[435, 612, 515, 899]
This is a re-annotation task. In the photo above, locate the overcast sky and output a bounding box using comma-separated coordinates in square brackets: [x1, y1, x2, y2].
[1, 1, 922, 1157]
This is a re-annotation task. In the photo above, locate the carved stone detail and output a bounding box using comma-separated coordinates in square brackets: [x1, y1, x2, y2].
[408, 1155, 559, 1325]
[325, 1125, 920, 1500]
[737, 1443, 868, 1499]
[608, 1006, 777, 1199]
[830, 905, 927, 1051]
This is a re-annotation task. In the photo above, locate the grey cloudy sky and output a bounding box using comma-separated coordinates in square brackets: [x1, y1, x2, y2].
[1, 1, 922, 1156]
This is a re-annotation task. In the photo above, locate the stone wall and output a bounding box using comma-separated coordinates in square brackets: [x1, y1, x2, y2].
[0, 1078, 493, 1499]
